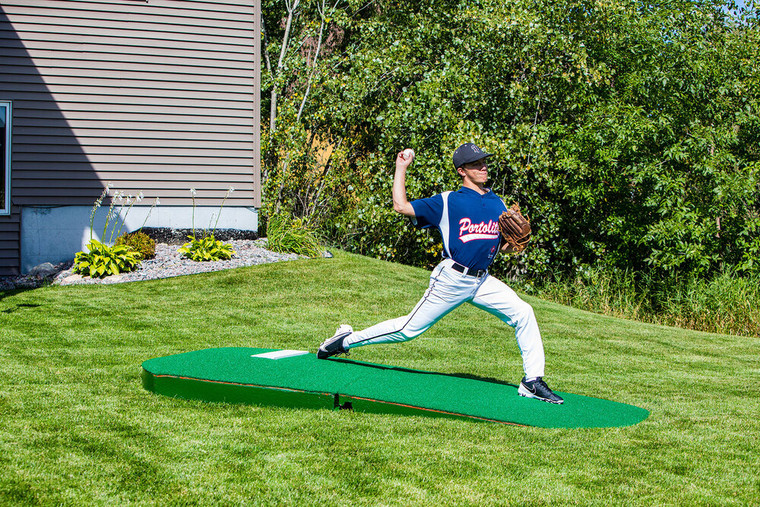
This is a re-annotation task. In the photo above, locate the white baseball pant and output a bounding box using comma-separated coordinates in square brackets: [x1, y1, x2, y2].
[342, 258, 546, 378]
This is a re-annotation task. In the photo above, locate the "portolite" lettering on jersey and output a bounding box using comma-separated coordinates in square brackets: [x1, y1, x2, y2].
[458, 217, 499, 243]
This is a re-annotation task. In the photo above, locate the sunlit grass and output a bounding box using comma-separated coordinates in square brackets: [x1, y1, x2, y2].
[1, 251, 758, 504]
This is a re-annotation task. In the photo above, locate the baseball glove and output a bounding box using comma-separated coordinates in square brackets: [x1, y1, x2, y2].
[499, 203, 531, 253]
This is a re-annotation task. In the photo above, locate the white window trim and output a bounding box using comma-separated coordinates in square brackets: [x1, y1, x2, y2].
[1, 100, 10, 216]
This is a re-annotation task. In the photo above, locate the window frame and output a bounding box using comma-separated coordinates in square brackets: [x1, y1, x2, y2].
[1, 100, 10, 216]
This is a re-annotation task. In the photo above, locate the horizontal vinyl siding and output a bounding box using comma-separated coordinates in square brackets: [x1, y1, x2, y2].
[0, 0, 259, 209]
[0, 206, 21, 276]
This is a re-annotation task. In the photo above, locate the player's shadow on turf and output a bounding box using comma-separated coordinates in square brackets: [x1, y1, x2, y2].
[330, 358, 518, 387]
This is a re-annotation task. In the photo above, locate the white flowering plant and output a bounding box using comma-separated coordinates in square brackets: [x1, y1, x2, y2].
[74, 184, 157, 278]
[179, 187, 237, 262]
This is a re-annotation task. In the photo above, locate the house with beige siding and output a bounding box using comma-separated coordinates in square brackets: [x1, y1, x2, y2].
[0, 0, 261, 275]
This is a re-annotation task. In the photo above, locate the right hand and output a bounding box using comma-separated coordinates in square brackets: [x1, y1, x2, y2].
[392, 149, 416, 216]
[396, 149, 414, 171]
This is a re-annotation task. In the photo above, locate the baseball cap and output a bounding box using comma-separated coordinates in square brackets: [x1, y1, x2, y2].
[452, 143, 493, 169]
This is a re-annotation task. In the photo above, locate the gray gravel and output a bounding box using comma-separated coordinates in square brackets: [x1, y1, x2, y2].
[0, 238, 313, 291]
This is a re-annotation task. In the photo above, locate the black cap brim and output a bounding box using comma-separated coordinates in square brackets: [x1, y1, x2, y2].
[453, 143, 493, 168]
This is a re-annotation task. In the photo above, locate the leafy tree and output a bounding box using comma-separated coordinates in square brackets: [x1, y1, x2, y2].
[260, 0, 760, 283]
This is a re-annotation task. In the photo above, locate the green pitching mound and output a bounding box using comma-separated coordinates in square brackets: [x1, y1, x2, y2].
[141, 348, 648, 428]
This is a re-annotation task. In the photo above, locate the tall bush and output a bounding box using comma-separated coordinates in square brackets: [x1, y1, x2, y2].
[261, 0, 760, 283]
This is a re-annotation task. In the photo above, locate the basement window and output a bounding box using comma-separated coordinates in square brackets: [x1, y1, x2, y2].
[1, 101, 9, 215]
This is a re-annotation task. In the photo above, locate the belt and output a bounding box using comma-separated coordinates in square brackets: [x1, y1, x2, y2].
[451, 262, 488, 278]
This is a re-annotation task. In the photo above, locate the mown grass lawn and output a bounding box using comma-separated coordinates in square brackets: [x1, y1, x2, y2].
[1, 251, 758, 505]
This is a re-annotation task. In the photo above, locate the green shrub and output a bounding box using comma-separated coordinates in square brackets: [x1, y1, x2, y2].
[73, 239, 142, 278]
[179, 235, 235, 262]
[116, 231, 156, 260]
[266, 213, 323, 258]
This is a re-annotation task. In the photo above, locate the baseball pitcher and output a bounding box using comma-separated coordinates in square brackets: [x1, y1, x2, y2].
[318, 143, 563, 404]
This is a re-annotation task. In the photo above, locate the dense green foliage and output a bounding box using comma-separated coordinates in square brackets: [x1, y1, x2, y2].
[116, 231, 156, 260]
[73, 239, 142, 278]
[262, 0, 760, 286]
[1, 255, 758, 503]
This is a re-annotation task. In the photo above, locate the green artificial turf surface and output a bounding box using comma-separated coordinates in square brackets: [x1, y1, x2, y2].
[143, 347, 649, 428]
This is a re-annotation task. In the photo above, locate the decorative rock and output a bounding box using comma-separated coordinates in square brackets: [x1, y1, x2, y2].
[52, 239, 306, 287]
[0, 239, 327, 291]
[60, 273, 84, 285]
[28, 262, 59, 278]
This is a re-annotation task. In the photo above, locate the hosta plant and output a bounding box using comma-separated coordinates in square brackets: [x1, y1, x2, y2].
[178, 186, 236, 262]
[179, 235, 235, 262]
[73, 239, 142, 278]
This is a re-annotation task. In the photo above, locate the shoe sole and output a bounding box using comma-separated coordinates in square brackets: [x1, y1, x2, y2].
[518, 384, 564, 404]
[317, 332, 351, 359]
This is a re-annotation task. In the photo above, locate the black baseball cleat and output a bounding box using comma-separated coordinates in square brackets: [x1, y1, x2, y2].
[518, 377, 564, 404]
[317, 325, 353, 359]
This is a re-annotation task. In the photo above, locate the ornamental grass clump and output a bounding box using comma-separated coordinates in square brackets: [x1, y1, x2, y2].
[179, 187, 237, 262]
[73, 184, 157, 278]
[266, 212, 323, 258]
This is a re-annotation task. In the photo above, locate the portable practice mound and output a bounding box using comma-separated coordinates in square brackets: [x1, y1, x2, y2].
[141, 348, 649, 428]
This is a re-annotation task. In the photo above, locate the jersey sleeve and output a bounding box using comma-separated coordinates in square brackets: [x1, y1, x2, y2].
[410, 194, 444, 229]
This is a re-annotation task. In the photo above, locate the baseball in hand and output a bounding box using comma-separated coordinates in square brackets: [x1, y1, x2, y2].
[401, 148, 415, 161]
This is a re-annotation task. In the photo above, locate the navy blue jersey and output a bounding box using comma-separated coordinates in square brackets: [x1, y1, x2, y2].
[411, 187, 508, 271]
